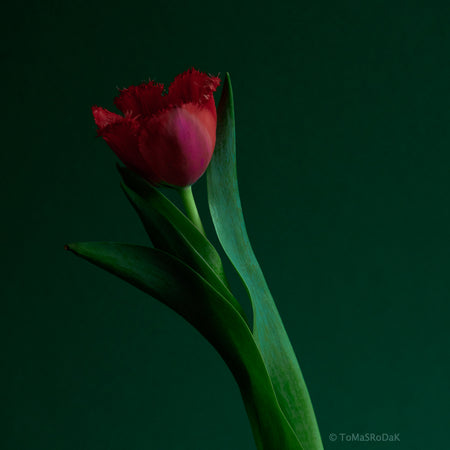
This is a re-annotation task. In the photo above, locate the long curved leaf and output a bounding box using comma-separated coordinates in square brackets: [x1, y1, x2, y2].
[66, 242, 303, 450]
[117, 167, 246, 321]
[207, 74, 323, 449]
[119, 166, 227, 283]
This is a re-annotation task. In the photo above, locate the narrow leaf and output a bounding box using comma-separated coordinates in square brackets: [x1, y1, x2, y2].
[118, 167, 246, 321]
[119, 167, 225, 280]
[207, 74, 323, 449]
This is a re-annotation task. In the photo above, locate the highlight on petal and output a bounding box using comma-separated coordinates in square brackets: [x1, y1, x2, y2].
[138, 105, 215, 187]
[182, 102, 217, 149]
[168, 68, 220, 108]
[114, 81, 166, 116]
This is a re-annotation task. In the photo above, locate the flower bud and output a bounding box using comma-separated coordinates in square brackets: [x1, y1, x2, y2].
[92, 69, 220, 187]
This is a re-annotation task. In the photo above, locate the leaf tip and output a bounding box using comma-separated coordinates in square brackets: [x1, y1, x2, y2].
[65, 243, 82, 255]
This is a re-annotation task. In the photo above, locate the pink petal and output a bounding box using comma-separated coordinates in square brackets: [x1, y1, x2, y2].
[138, 104, 216, 187]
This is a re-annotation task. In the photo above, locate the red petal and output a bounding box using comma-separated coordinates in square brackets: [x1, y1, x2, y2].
[114, 81, 166, 116]
[94, 112, 159, 182]
[92, 106, 123, 130]
[167, 68, 220, 108]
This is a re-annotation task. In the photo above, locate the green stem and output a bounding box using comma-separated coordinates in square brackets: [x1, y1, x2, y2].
[179, 186, 206, 236]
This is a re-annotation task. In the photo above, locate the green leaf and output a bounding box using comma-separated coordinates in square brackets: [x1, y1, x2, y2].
[207, 74, 323, 450]
[118, 166, 246, 322]
[66, 242, 304, 450]
[118, 166, 225, 280]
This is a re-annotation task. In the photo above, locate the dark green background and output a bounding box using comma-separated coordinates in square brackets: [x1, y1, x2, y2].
[3, 0, 449, 448]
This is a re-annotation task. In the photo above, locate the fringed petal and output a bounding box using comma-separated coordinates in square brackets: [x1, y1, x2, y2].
[167, 68, 220, 108]
[92, 106, 123, 130]
[93, 110, 157, 181]
[114, 81, 166, 116]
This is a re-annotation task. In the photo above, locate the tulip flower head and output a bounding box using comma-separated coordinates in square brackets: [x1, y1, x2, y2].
[92, 69, 221, 187]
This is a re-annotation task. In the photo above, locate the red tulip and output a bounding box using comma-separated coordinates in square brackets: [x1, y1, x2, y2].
[92, 69, 221, 187]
